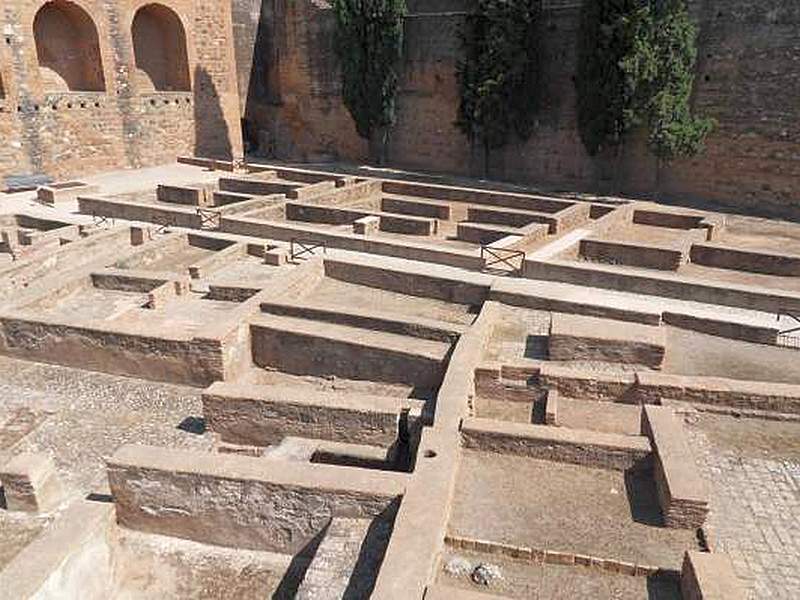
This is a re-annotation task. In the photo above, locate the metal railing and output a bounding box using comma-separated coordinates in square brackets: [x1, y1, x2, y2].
[91, 212, 114, 228]
[481, 245, 526, 275]
[290, 237, 327, 261]
[777, 310, 800, 348]
[196, 207, 221, 230]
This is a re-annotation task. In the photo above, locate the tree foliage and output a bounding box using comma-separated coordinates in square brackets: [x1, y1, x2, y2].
[456, 0, 543, 154]
[332, 0, 406, 156]
[577, 0, 713, 161]
[576, 0, 641, 156]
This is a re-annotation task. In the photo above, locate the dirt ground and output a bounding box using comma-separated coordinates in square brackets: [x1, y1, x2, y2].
[449, 451, 699, 570]
[308, 277, 477, 326]
[438, 548, 681, 600]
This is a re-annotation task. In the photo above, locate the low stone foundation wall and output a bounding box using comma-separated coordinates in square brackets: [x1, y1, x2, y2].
[382, 196, 451, 220]
[523, 258, 800, 314]
[203, 381, 420, 448]
[78, 196, 202, 229]
[636, 371, 800, 415]
[444, 534, 666, 577]
[323, 256, 491, 305]
[549, 313, 665, 368]
[662, 311, 778, 345]
[107, 445, 405, 554]
[680, 551, 746, 600]
[580, 238, 687, 271]
[460, 417, 651, 471]
[641, 406, 709, 529]
[250, 315, 448, 388]
[0, 317, 231, 386]
[690, 243, 800, 277]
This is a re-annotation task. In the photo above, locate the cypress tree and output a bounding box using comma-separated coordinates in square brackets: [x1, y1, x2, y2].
[576, 0, 641, 156]
[332, 0, 407, 165]
[456, 0, 543, 177]
[576, 0, 713, 169]
[623, 0, 714, 162]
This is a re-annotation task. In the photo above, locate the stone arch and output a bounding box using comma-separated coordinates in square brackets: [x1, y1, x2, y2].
[132, 4, 191, 92]
[33, 1, 106, 92]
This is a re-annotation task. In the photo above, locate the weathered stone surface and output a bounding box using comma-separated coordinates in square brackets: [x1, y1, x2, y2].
[0, 453, 63, 513]
[106, 444, 405, 554]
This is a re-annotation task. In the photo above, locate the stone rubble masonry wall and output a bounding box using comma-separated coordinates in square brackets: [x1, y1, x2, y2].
[259, 298, 464, 343]
[460, 417, 652, 471]
[661, 311, 778, 346]
[0, 0, 242, 181]
[524, 257, 800, 315]
[251, 0, 800, 219]
[548, 313, 666, 368]
[106, 444, 405, 554]
[474, 363, 543, 404]
[485, 360, 800, 414]
[285, 202, 437, 236]
[635, 371, 800, 415]
[382, 196, 452, 220]
[641, 406, 710, 529]
[579, 238, 688, 271]
[539, 364, 638, 403]
[444, 534, 665, 578]
[220, 212, 486, 270]
[249, 315, 448, 388]
[680, 551, 747, 600]
[0, 316, 230, 386]
[690, 243, 800, 277]
[323, 255, 491, 306]
[202, 381, 412, 448]
[79, 195, 204, 229]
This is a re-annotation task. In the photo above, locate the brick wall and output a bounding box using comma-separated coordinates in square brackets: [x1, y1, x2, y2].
[0, 0, 242, 181]
[250, 0, 800, 218]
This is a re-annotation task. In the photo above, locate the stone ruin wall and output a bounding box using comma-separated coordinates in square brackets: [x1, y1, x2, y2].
[244, 0, 800, 218]
[0, 0, 243, 181]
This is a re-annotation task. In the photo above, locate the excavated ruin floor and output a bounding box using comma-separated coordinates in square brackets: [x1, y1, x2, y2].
[438, 548, 682, 600]
[0, 356, 213, 498]
[449, 451, 700, 571]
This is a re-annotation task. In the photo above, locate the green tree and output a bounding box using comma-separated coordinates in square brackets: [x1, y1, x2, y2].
[576, 0, 713, 183]
[576, 0, 642, 157]
[622, 0, 714, 163]
[332, 0, 407, 165]
[456, 0, 543, 177]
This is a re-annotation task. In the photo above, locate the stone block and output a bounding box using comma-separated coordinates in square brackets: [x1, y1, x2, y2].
[353, 215, 380, 235]
[545, 388, 558, 425]
[641, 405, 709, 529]
[264, 247, 288, 265]
[681, 551, 746, 600]
[0, 453, 64, 513]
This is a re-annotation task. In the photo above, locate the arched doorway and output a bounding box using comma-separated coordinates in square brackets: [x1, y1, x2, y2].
[33, 1, 106, 92]
[132, 4, 191, 92]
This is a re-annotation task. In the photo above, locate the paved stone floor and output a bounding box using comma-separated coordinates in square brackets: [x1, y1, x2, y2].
[0, 356, 213, 498]
[687, 413, 800, 599]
